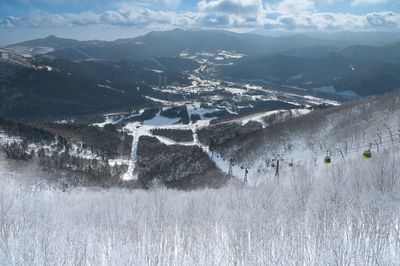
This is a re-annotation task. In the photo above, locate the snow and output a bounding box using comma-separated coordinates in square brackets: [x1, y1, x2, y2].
[196, 52, 215, 57]
[281, 84, 308, 91]
[142, 112, 181, 126]
[150, 58, 167, 70]
[6, 45, 54, 55]
[303, 95, 340, 106]
[2, 79, 400, 266]
[0, 52, 31, 66]
[186, 103, 219, 120]
[108, 158, 130, 167]
[1, 159, 399, 265]
[92, 117, 115, 128]
[55, 119, 75, 124]
[225, 87, 246, 95]
[236, 78, 275, 86]
[97, 84, 125, 94]
[216, 108, 311, 128]
[93, 110, 145, 127]
[35, 65, 56, 72]
[312, 86, 361, 99]
[0, 162, 399, 265]
[2, 88, 400, 265]
[218, 50, 245, 59]
[68, 143, 102, 161]
[121, 116, 214, 180]
[242, 111, 279, 126]
[312, 85, 336, 94]
[289, 74, 302, 80]
[119, 106, 313, 182]
[72, 47, 91, 58]
[150, 69, 164, 74]
[153, 135, 194, 146]
[337, 90, 360, 98]
[122, 122, 152, 180]
[144, 96, 173, 105]
[150, 68, 337, 116]
[0, 132, 22, 143]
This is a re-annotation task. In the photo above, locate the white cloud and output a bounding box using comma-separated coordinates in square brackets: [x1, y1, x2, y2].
[21, 0, 95, 4]
[266, 0, 315, 14]
[197, 0, 263, 15]
[351, 0, 388, 6]
[365, 11, 400, 27]
[263, 11, 398, 31]
[119, 0, 181, 8]
[66, 12, 101, 26]
[114, 3, 197, 27]
[1, 0, 400, 32]
[0, 4, 197, 29]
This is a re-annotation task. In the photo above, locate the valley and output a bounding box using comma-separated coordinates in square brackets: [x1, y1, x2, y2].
[1, 35, 351, 188]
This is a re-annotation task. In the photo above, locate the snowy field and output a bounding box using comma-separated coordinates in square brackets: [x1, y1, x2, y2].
[0, 148, 399, 266]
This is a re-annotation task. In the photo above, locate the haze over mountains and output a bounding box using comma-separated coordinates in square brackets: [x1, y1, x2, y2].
[5, 29, 400, 60]
[1, 29, 399, 120]
[2, 33, 400, 142]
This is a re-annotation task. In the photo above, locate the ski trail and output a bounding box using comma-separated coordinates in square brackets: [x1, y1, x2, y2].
[122, 137, 137, 181]
[122, 123, 152, 181]
[192, 123, 209, 152]
[121, 119, 247, 182]
[192, 123, 247, 180]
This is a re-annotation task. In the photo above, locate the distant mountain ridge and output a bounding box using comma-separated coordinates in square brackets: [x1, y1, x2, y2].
[217, 39, 400, 97]
[2, 29, 400, 120]
[4, 29, 357, 61]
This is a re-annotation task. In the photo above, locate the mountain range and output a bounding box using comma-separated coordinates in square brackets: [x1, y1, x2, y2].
[1, 29, 400, 119]
[5, 29, 345, 60]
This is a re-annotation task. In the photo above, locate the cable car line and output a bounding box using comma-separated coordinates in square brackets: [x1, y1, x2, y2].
[215, 123, 400, 184]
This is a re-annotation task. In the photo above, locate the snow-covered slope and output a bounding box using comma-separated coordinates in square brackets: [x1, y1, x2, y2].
[213, 89, 400, 185]
[1, 89, 400, 265]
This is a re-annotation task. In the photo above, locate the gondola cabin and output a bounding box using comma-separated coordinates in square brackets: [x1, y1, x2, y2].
[324, 156, 331, 164]
[363, 150, 372, 159]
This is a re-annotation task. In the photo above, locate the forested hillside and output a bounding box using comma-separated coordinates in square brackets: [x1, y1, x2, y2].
[1, 89, 399, 265]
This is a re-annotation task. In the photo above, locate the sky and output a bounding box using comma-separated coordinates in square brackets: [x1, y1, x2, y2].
[1, 0, 400, 45]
